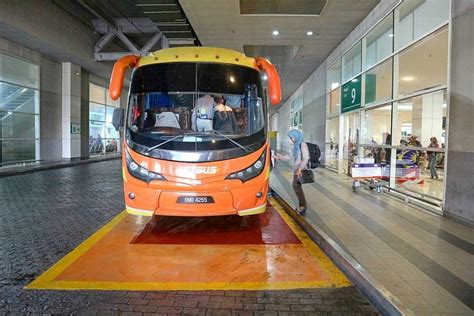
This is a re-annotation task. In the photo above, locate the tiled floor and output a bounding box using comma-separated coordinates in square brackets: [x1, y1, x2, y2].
[270, 163, 474, 315]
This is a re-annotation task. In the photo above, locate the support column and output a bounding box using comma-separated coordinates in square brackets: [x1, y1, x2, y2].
[444, 3, 474, 226]
[61, 63, 81, 159]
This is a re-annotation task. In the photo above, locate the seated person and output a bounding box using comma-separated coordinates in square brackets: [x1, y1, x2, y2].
[192, 95, 214, 132]
[155, 111, 181, 129]
[213, 95, 238, 134]
[144, 109, 156, 128]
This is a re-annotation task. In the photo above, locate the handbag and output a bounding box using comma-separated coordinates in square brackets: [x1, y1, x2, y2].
[299, 169, 314, 184]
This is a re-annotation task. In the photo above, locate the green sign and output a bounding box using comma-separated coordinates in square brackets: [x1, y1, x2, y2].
[70, 122, 81, 134]
[341, 75, 361, 113]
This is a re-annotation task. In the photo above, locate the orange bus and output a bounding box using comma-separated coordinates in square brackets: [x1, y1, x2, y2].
[109, 47, 281, 217]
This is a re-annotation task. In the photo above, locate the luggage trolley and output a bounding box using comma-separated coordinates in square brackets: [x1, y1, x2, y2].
[351, 162, 385, 193]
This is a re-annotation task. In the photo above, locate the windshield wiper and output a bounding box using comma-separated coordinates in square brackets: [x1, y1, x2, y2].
[146, 133, 187, 152]
[211, 130, 251, 153]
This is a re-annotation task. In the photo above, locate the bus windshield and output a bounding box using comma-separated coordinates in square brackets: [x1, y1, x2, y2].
[127, 62, 266, 154]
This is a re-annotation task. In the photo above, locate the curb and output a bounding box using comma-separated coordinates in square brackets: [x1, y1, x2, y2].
[271, 189, 413, 316]
[0, 156, 121, 178]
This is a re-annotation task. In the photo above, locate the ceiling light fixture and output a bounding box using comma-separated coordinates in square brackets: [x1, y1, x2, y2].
[388, 34, 394, 37]
[229, 76, 235, 83]
[272, 30, 279, 36]
[306, 31, 314, 36]
[402, 76, 414, 81]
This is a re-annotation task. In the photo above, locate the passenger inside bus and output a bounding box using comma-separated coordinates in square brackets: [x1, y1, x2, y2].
[213, 95, 238, 134]
[193, 94, 214, 132]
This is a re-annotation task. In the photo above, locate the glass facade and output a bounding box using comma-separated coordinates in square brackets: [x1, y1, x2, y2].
[0, 53, 39, 166]
[89, 83, 120, 155]
[325, 0, 449, 204]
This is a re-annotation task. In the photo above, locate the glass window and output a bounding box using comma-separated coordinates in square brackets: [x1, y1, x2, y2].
[392, 90, 446, 201]
[329, 88, 340, 114]
[364, 13, 393, 70]
[393, 89, 446, 148]
[0, 111, 38, 139]
[397, 27, 448, 98]
[90, 84, 106, 104]
[361, 104, 392, 145]
[106, 90, 120, 107]
[0, 82, 39, 114]
[0, 53, 39, 89]
[342, 41, 362, 82]
[325, 117, 339, 170]
[89, 103, 105, 121]
[327, 60, 341, 91]
[364, 58, 392, 105]
[343, 111, 361, 175]
[396, 0, 449, 50]
[0, 140, 37, 165]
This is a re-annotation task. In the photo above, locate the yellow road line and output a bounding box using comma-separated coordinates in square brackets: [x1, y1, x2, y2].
[26, 211, 128, 290]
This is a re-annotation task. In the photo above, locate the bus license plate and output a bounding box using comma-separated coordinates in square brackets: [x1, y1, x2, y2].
[177, 196, 214, 204]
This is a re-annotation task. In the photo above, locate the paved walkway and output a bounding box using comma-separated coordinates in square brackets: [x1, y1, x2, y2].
[0, 160, 377, 315]
[271, 162, 474, 315]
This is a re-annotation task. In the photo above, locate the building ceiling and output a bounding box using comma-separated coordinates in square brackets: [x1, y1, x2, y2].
[179, 0, 380, 110]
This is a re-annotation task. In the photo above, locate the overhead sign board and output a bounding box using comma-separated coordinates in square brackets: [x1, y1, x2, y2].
[341, 76, 361, 113]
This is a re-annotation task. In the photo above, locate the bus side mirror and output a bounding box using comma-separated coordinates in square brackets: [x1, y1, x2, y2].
[254, 57, 281, 105]
[109, 55, 139, 100]
[112, 108, 125, 131]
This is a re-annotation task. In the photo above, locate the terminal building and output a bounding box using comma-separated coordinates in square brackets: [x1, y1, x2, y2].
[0, 0, 472, 315]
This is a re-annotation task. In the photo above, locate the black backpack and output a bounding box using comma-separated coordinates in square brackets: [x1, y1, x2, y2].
[304, 142, 321, 169]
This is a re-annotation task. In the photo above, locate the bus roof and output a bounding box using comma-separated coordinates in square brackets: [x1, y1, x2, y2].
[138, 47, 256, 69]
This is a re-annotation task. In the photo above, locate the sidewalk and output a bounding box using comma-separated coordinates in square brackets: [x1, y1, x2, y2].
[0, 154, 121, 178]
[270, 163, 473, 315]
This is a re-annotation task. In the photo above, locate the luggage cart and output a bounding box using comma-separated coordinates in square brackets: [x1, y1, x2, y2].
[351, 163, 385, 193]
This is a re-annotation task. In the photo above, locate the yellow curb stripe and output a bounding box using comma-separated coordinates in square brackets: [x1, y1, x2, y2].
[269, 197, 351, 287]
[26, 211, 128, 289]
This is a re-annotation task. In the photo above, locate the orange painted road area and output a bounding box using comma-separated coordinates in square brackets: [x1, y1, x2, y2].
[27, 198, 350, 291]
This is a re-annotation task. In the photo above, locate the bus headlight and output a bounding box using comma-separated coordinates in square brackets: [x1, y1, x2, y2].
[226, 150, 266, 182]
[125, 149, 166, 183]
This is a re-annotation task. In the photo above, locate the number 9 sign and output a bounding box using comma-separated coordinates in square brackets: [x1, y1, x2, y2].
[351, 88, 356, 104]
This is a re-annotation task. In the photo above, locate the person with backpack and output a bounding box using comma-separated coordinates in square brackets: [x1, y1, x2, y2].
[274, 129, 310, 214]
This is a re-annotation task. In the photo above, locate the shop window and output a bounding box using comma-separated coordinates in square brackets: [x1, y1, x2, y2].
[328, 88, 340, 115]
[325, 117, 339, 170]
[397, 27, 447, 98]
[0, 54, 39, 89]
[395, 0, 449, 50]
[327, 60, 341, 91]
[364, 58, 392, 105]
[364, 13, 393, 70]
[0, 140, 37, 165]
[342, 41, 362, 83]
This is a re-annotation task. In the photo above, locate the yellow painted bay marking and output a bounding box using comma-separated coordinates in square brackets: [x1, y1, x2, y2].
[26, 211, 128, 290]
[27, 200, 350, 291]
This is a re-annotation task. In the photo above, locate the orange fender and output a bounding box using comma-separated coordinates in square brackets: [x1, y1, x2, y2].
[254, 57, 281, 105]
[109, 55, 139, 100]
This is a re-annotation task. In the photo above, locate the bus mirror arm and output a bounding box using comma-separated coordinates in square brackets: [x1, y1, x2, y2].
[109, 55, 139, 101]
[254, 57, 281, 105]
[112, 108, 125, 131]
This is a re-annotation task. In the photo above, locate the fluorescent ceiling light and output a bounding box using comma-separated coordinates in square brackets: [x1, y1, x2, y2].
[306, 31, 314, 36]
[402, 76, 414, 81]
[388, 34, 394, 37]
[272, 30, 279, 36]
